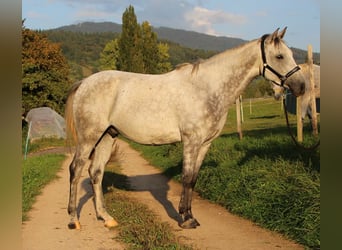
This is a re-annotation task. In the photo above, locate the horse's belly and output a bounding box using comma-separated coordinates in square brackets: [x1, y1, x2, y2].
[126, 131, 181, 145]
[112, 114, 181, 145]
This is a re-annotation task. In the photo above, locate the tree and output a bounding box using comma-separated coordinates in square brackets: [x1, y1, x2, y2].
[116, 5, 172, 74]
[141, 21, 159, 73]
[22, 22, 71, 115]
[156, 42, 172, 73]
[98, 39, 119, 70]
[243, 76, 273, 98]
[117, 5, 144, 73]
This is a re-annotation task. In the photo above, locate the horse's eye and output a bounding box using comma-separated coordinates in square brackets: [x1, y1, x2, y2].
[276, 54, 284, 59]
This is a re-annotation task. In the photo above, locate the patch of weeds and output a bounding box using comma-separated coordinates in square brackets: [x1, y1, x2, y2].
[103, 163, 193, 250]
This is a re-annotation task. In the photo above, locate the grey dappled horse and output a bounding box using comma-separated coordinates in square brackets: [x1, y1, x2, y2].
[65, 28, 305, 230]
[272, 63, 320, 122]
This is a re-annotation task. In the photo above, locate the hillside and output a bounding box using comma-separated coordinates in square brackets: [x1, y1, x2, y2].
[45, 21, 319, 83]
[54, 21, 246, 52]
[154, 26, 246, 51]
[55, 22, 122, 34]
[53, 21, 320, 62]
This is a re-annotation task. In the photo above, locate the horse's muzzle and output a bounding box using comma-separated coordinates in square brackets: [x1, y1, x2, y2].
[288, 81, 305, 97]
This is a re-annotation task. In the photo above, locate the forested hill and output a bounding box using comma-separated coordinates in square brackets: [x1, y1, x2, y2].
[158, 26, 245, 51]
[54, 21, 246, 52]
[53, 21, 320, 62]
[46, 21, 319, 81]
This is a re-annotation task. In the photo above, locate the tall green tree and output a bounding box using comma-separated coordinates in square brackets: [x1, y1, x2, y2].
[156, 42, 172, 73]
[98, 39, 119, 70]
[243, 76, 273, 98]
[141, 21, 159, 73]
[22, 22, 71, 115]
[117, 5, 144, 73]
[116, 5, 171, 74]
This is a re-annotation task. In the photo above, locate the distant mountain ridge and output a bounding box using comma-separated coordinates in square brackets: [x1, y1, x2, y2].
[56, 22, 122, 34]
[53, 21, 247, 51]
[52, 21, 319, 64]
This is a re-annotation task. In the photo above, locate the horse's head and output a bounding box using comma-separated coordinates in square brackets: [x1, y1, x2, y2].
[260, 27, 305, 97]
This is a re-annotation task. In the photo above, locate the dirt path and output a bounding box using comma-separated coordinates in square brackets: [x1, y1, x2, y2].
[22, 154, 125, 250]
[22, 140, 304, 250]
[115, 140, 303, 250]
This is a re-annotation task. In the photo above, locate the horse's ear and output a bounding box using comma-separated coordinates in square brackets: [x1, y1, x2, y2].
[278, 27, 287, 39]
[270, 28, 280, 41]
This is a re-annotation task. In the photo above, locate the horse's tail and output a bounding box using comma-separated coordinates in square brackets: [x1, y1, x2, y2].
[65, 80, 82, 146]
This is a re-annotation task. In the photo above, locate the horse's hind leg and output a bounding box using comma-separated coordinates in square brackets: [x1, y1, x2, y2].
[67, 145, 92, 229]
[88, 134, 118, 228]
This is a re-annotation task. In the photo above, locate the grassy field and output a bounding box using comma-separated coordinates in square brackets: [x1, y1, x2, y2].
[22, 127, 67, 221]
[22, 153, 65, 221]
[129, 98, 320, 249]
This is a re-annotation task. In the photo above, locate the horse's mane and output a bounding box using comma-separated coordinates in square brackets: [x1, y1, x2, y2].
[175, 62, 191, 70]
[261, 33, 282, 46]
[175, 34, 284, 76]
[175, 58, 205, 75]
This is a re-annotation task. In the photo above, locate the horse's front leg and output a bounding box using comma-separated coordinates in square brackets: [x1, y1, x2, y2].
[179, 141, 211, 229]
[179, 182, 199, 229]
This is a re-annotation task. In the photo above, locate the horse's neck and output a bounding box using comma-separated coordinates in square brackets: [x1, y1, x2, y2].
[198, 40, 261, 106]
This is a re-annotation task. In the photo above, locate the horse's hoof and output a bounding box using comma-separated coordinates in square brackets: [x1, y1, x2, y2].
[179, 218, 200, 229]
[104, 219, 119, 228]
[68, 221, 81, 230]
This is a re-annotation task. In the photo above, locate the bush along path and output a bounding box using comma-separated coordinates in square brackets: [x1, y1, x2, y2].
[22, 140, 304, 250]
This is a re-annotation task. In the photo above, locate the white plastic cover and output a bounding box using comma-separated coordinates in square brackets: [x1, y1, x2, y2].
[25, 107, 66, 141]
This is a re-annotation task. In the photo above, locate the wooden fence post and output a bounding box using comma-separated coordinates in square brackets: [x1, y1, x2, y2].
[308, 44, 318, 136]
[236, 96, 243, 139]
[280, 95, 284, 111]
[240, 95, 244, 123]
[297, 96, 303, 142]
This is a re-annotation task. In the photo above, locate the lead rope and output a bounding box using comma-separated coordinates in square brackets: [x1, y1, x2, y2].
[282, 97, 320, 151]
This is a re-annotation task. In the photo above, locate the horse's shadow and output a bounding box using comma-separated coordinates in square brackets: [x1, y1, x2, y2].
[102, 165, 183, 224]
[76, 177, 95, 219]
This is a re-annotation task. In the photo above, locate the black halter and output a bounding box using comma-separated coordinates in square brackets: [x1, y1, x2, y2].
[260, 34, 301, 88]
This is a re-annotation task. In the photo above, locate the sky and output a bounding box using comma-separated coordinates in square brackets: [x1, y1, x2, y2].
[22, 0, 320, 52]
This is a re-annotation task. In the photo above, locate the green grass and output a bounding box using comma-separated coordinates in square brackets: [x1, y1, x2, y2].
[22, 153, 65, 221]
[196, 135, 320, 249]
[103, 162, 193, 250]
[128, 98, 320, 249]
[22, 133, 68, 222]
